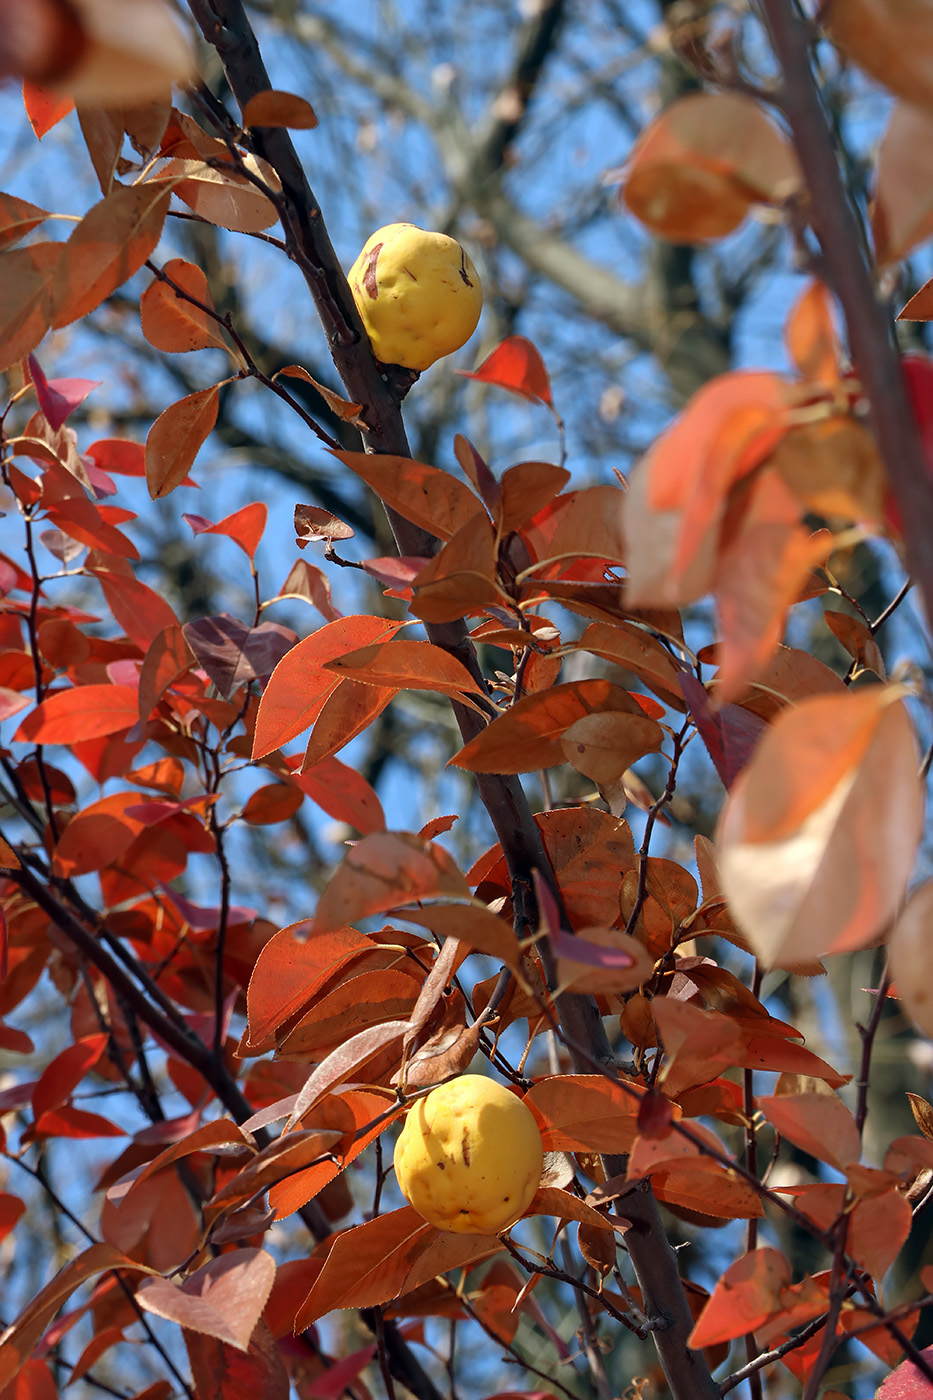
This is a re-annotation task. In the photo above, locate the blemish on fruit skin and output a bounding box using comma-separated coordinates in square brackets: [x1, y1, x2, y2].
[461, 1128, 472, 1165]
[436, 1161, 446, 1170]
[458, 249, 474, 287]
[362, 245, 383, 299]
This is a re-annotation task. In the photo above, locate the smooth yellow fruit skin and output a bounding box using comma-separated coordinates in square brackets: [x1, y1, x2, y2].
[348, 223, 482, 372]
[394, 1075, 543, 1235]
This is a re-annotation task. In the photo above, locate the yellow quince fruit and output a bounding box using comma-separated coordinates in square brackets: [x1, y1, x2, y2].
[348, 223, 482, 372]
[394, 1074, 543, 1235]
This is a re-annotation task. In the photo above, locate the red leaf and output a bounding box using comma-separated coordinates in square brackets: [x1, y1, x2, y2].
[86, 438, 146, 477]
[459, 335, 553, 406]
[23, 81, 74, 138]
[183, 502, 267, 560]
[14, 685, 139, 744]
[877, 1344, 933, 1398]
[27, 355, 99, 431]
[32, 1034, 108, 1120]
[136, 1249, 276, 1351]
[94, 570, 179, 653]
[0, 193, 49, 252]
[291, 755, 385, 835]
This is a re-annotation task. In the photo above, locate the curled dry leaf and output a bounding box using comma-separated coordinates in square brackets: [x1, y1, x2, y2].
[717, 688, 924, 967]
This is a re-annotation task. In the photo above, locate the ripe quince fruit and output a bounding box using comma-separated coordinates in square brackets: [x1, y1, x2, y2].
[394, 1074, 543, 1235]
[348, 223, 482, 372]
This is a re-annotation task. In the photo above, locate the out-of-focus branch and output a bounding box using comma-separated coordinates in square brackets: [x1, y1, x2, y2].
[759, 0, 933, 629]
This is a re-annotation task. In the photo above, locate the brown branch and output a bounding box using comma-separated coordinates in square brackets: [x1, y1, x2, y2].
[759, 0, 933, 630]
[182, 5, 721, 1395]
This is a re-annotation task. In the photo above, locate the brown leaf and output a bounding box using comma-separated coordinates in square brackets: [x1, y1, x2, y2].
[293, 1208, 502, 1328]
[294, 502, 355, 545]
[560, 710, 664, 784]
[160, 155, 281, 234]
[333, 450, 482, 541]
[0, 191, 50, 251]
[141, 258, 230, 354]
[907, 1092, 933, 1142]
[146, 385, 219, 498]
[241, 90, 317, 129]
[312, 830, 470, 936]
[286, 1021, 410, 1126]
[0, 1244, 153, 1390]
[277, 367, 362, 422]
[451, 679, 657, 774]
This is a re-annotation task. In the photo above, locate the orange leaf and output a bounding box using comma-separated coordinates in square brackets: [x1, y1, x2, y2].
[301, 678, 397, 767]
[49, 183, 170, 329]
[622, 92, 801, 243]
[293, 755, 385, 835]
[758, 1085, 861, 1171]
[828, 0, 933, 110]
[14, 684, 140, 745]
[458, 336, 553, 406]
[524, 1075, 642, 1155]
[398, 903, 523, 971]
[888, 881, 933, 1037]
[450, 679, 657, 774]
[252, 615, 401, 759]
[333, 450, 482, 541]
[246, 923, 373, 1050]
[785, 280, 841, 384]
[23, 81, 74, 138]
[577, 620, 687, 711]
[184, 1320, 289, 1400]
[689, 1249, 791, 1348]
[324, 639, 483, 697]
[717, 688, 924, 967]
[0, 241, 61, 373]
[713, 475, 834, 701]
[240, 783, 304, 826]
[241, 90, 317, 129]
[145, 385, 219, 499]
[141, 258, 229, 353]
[52, 792, 148, 877]
[312, 830, 470, 936]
